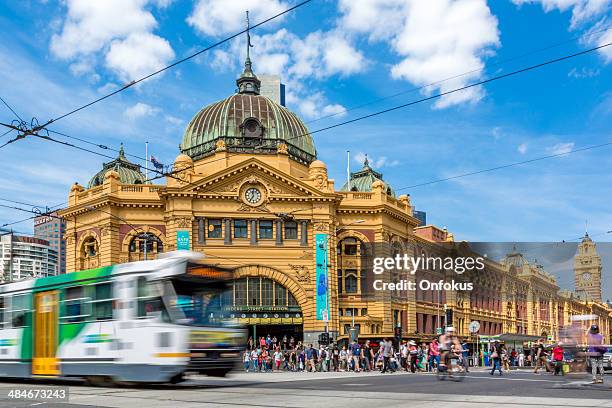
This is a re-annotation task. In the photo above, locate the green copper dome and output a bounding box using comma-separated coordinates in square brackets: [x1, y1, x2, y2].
[340, 156, 396, 197]
[180, 58, 316, 164]
[87, 145, 148, 188]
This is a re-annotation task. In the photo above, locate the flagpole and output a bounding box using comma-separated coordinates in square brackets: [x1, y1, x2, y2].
[145, 141, 149, 179]
[347, 150, 351, 190]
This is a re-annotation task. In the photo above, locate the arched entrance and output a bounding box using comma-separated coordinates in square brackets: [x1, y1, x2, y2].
[226, 266, 305, 347]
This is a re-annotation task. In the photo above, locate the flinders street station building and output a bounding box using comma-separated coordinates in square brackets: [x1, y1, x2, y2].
[59, 54, 611, 346]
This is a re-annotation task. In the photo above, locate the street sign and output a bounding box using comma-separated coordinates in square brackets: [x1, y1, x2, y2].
[436, 327, 443, 335]
[322, 308, 329, 323]
[469, 320, 480, 333]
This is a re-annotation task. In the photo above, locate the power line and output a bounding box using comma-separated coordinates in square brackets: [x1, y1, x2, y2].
[47, 129, 148, 163]
[37, 0, 313, 129]
[0, 96, 23, 123]
[0, 128, 13, 138]
[0, 197, 49, 209]
[395, 141, 612, 191]
[304, 26, 612, 125]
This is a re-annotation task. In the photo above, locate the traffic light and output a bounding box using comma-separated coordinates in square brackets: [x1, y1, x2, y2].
[445, 307, 453, 328]
[318, 332, 330, 345]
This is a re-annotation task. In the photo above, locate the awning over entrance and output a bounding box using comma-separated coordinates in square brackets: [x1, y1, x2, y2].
[478, 333, 541, 342]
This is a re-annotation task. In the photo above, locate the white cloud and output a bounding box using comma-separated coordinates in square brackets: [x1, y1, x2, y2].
[512, 0, 610, 28]
[105, 32, 175, 82]
[296, 92, 348, 120]
[518, 143, 528, 154]
[124, 102, 161, 120]
[187, 0, 289, 36]
[547, 142, 575, 155]
[512, 1, 611, 61]
[568, 66, 601, 77]
[354, 152, 400, 168]
[338, 0, 500, 109]
[322, 104, 347, 118]
[50, 0, 174, 81]
[492, 126, 503, 139]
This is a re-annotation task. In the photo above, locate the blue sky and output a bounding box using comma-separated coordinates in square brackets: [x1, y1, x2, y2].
[0, 0, 611, 255]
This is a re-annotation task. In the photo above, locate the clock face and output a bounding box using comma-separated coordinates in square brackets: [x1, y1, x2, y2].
[582, 272, 592, 282]
[244, 187, 262, 204]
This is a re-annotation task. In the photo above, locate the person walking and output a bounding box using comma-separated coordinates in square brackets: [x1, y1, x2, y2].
[490, 341, 503, 376]
[274, 347, 283, 372]
[381, 338, 395, 373]
[460, 340, 470, 373]
[428, 338, 440, 372]
[340, 345, 348, 371]
[552, 343, 564, 376]
[533, 339, 551, 374]
[408, 341, 419, 373]
[306, 344, 316, 372]
[362, 340, 373, 371]
[501, 344, 510, 372]
[350, 340, 361, 372]
[587, 324, 606, 384]
[243, 349, 251, 372]
[518, 350, 525, 368]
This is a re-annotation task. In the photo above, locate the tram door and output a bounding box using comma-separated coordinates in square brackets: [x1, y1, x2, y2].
[32, 291, 60, 376]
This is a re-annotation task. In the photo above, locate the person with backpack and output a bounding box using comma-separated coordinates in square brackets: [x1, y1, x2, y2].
[408, 340, 419, 373]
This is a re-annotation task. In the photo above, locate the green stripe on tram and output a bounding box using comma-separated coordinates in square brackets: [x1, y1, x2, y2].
[32, 265, 114, 291]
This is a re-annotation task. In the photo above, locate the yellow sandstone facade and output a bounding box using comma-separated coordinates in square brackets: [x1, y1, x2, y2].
[59, 56, 611, 345]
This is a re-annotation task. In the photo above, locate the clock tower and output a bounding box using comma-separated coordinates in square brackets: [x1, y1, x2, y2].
[574, 232, 602, 302]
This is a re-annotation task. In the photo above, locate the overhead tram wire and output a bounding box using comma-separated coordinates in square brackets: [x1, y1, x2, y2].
[304, 26, 612, 125]
[394, 140, 612, 192]
[147, 41, 612, 190]
[0, 96, 24, 123]
[35, 0, 313, 130]
[47, 129, 148, 163]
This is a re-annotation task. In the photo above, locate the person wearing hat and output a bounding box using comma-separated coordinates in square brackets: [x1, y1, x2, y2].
[587, 324, 605, 384]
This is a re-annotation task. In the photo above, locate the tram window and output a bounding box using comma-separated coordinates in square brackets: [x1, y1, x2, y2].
[91, 282, 113, 321]
[10, 294, 28, 328]
[62, 287, 87, 323]
[0, 297, 4, 329]
[136, 277, 169, 321]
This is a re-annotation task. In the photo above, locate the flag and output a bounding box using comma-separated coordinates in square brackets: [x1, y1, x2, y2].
[150, 155, 164, 170]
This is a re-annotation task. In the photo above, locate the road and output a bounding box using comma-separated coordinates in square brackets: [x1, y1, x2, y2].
[0, 369, 609, 408]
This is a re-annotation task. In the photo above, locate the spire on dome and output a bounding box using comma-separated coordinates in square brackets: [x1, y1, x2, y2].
[236, 10, 261, 95]
[119, 143, 126, 160]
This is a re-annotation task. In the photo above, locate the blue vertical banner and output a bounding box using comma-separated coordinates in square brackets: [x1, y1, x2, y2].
[315, 233, 329, 321]
[176, 230, 190, 250]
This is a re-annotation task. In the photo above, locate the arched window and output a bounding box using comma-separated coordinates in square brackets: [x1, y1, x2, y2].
[128, 232, 163, 261]
[345, 273, 358, 293]
[82, 237, 98, 257]
[229, 277, 300, 309]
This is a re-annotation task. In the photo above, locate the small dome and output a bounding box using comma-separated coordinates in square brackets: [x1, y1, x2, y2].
[87, 145, 147, 188]
[310, 159, 326, 169]
[174, 153, 193, 165]
[340, 155, 396, 197]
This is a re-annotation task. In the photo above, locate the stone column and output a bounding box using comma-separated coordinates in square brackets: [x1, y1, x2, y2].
[300, 220, 308, 246]
[224, 218, 232, 245]
[250, 219, 257, 245]
[275, 220, 283, 246]
[198, 217, 205, 245]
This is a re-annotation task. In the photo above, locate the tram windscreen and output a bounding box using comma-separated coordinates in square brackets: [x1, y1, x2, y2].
[163, 277, 231, 326]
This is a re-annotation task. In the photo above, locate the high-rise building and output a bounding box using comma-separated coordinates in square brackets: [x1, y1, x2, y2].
[34, 212, 66, 274]
[574, 232, 602, 301]
[413, 210, 426, 226]
[258, 74, 285, 106]
[0, 233, 59, 282]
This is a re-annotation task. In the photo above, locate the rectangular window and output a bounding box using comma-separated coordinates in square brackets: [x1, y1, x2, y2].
[235, 279, 247, 306]
[62, 286, 87, 323]
[10, 294, 28, 328]
[274, 284, 287, 306]
[248, 277, 260, 306]
[344, 244, 357, 255]
[234, 220, 248, 239]
[337, 269, 343, 295]
[136, 277, 168, 321]
[261, 278, 273, 306]
[207, 219, 222, 238]
[91, 282, 113, 321]
[258, 220, 273, 239]
[284, 221, 298, 239]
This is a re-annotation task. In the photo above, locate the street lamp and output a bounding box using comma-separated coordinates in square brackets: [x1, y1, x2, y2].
[84, 206, 151, 261]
